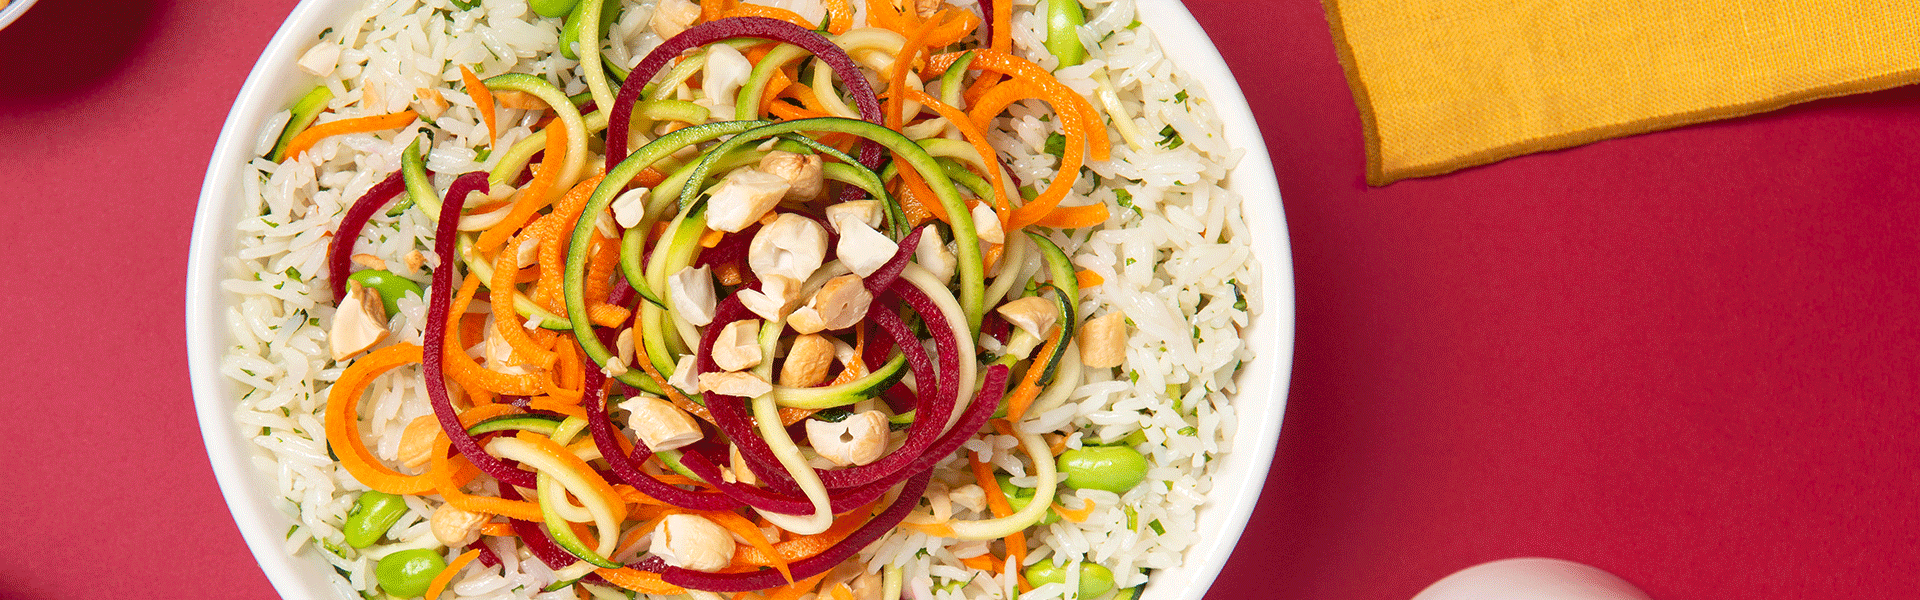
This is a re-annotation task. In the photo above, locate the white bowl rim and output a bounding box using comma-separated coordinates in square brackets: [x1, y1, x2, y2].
[0, 0, 43, 31]
[184, 1, 1296, 599]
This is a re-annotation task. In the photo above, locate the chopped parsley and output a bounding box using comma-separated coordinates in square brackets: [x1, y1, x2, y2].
[1157, 125, 1185, 150]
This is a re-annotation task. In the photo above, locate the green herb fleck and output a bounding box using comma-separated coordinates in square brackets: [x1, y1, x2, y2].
[1114, 189, 1138, 214]
[1157, 125, 1184, 150]
[1044, 132, 1066, 159]
[1174, 90, 1189, 103]
[1148, 520, 1166, 535]
[1178, 426, 1198, 436]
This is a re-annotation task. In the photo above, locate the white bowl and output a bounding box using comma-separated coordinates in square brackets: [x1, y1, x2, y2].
[185, 1, 1295, 598]
[0, 0, 40, 31]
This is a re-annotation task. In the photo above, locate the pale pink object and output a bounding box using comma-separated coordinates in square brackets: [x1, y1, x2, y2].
[1412, 558, 1652, 600]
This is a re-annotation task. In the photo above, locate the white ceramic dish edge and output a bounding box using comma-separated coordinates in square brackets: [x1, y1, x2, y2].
[0, 0, 42, 32]
[184, 1, 1296, 599]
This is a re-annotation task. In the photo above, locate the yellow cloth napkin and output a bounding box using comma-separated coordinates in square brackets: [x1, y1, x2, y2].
[1324, 0, 1920, 185]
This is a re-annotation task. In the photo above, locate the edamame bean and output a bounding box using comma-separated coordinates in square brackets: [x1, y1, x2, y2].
[1056, 445, 1148, 494]
[1023, 561, 1115, 598]
[343, 491, 408, 548]
[376, 548, 448, 598]
[1076, 563, 1115, 598]
[349, 269, 423, 316]
[529, 0, 580, 19]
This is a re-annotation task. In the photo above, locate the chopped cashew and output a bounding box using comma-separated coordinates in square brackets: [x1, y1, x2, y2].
[330, 281, 390, 361]
[737, 274, 803, 321]
[914, 227, 956, 284]
[669, 354, 700, 393]
[650, 514, 736, 572]
[1078, 311, 1129, 369]
[835, 219, 898, 278]
[807, 410, 890, 467]
[849, 569, 884, 600]
[699, 371, 773, 398]
[780, 334, 834, 387]
[396, 415, 439, 470]
[970, 202, 1004, 244]
[914, 0, 943, 19]
[805, 274, 874, 332]
[704, 168, 791, 232]
[650, 0, 701, 40]
[995, 296, 1059, 339]
[616, 327, 636, 367]
[482, 315, 533, 375]
[511, 229, 544, 268]
[712, 319, 764, 372]
[490, 89, 547, 110]
[668, 265, 718, 325]
[787, 306, 827, 335]
[729, 445, 759, 486]
[760, 151, 825, 201]
[699, 43, 752, 120]
[297, 42, 340, 77]
[825, 200, 884, 233]
[611, 187, 651, 229]
[748, 213, 829, 283]
[403, 250, 427, 274]
[431, 504, 488, 548]
[948, 484, 988, 514]
[620, 395, 704, 451]
[414, 88, 449, 121]
[351, 253, 386, 270]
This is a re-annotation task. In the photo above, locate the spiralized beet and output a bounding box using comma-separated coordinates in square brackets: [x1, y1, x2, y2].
[606, 17, 885, 177]
[817, 288, 959, 489]
[325, 169, 413, 300]
[658, 365, 1009, 592]
[421, 171, 538, 490]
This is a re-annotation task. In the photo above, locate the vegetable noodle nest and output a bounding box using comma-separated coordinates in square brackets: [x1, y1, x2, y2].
[220, 0, 1259, 598]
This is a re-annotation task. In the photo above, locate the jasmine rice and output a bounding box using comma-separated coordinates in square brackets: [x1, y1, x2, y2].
[220, 1, 1258, 598]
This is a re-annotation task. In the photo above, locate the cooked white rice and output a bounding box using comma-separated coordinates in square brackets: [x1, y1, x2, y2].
[221, 1, 1258, 598]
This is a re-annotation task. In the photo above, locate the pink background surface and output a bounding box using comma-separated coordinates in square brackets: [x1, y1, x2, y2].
[3, 0, 1917, 598]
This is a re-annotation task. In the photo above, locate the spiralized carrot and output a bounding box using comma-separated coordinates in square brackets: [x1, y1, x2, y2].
[424, 548, 482, 600]
[731, 500, 876, 565]
[282, 110, 418, 161]
[903, 88, 1013, 217]
[1053, 498, 1097, 523]
[595, 566, 686, 595]
[767, 571, 831, 600]
[476, 125, 570, 254]
[1004, 325, 1064, 420]
[442, 273, 547, 395]
[703, 510, 792, 582]
[491, 231, 559, 371]
[532, 173, 605, 312]
[583, 232, 632, 328]
[460, 65, 497, 146]
[886, 15, 945, 129]
[1074, 268, 1105, 289]
[1033, 203, 1111, 229]
[970, 451, 1031, 591]
[931, 50, 1111, 162]
[820, 0, 855, 33]
[700, 0, 734, 23]
[325, 343, 441, 494]
[719, 3, 814, 28]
